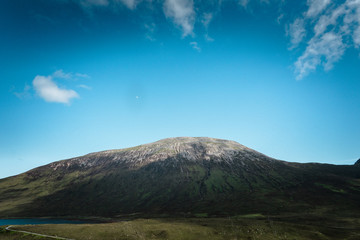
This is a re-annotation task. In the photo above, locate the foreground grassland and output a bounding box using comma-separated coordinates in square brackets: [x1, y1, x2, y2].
[1, 215, 360, 240]
[0, 227, 55, 239]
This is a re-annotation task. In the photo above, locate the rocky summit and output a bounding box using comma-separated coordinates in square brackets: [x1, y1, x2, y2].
[47, 137, 272, 170]
[0, 137, 359, 218]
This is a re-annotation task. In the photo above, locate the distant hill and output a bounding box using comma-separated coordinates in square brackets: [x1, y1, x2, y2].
[0, 137, 359, 218]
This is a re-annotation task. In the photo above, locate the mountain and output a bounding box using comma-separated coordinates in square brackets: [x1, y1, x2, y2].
[0, 137, 359, 218]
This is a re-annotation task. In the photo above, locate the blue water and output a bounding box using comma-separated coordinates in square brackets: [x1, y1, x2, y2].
[0, 218, 88, 226]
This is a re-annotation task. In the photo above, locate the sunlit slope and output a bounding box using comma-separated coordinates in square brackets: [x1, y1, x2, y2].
[0, 137, 359, 217]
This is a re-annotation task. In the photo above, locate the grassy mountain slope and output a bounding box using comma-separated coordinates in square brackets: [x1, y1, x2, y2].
[0, 137, 359, 218]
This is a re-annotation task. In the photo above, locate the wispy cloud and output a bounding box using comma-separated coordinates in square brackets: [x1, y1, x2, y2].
[76, 0, 139, 10]
[53, 69, 72, 79]
[190, 41, 201, 51]
[235, 0, 360, 79]
[306, 0, 331, 18]
[287, 18, 306, 49]
[79, 0, 109, 8]
[204, 34, 214, 42]
[354, 26, 360, 47]
[163, 0, 195, 37]
[290, 0, 360, 79]
[75, 73, 90, 78]
[238, 0, 249, 8]
[201, 13, 213, 29]
[116, 0, 138, 10]
[238, 0, 271, 10]
[201, 12, 214, 41]
[75, 0, 196, 37]
[295, 32, 345, 79]
[144, 23, 156, 41]
[52, 0, 359, 79]
[13, 84, 32, 100]
[78, 84, 92, 90]
[277, 13, 284, 25]
[53, 69, 90, 80]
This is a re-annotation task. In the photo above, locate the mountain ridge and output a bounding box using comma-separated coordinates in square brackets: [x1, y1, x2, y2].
[40, 137, 276, 172]
[1, 137, 359, 218]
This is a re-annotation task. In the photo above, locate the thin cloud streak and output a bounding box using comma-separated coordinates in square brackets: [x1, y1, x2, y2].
[190, 41, 201, 51]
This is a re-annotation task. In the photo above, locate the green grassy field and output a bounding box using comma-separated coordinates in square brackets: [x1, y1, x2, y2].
[1, 215, 360, 240]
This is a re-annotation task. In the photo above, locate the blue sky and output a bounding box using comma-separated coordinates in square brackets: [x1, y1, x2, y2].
[1, 0, 360, 178]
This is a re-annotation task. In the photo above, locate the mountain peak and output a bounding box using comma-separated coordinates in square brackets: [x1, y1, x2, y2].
[48, 137, 271, 171]
[143, 136, 248, 153]
[98, 136, 253, 163]
[355, 159, 360, 165]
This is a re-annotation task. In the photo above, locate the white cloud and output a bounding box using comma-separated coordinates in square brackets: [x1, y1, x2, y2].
[75, 73, 90, 78]
[238, 0, 270, 9]
[295, 32, 345, 79]
[53, 69, 72, 79]
[14, 70, 88, 103]
[277, 13, 284, 25]
[190, 41, 201, 51]
[201, 13, 213, 29]
[79, 0, 109, 7]
[163, 0, 195, 37]
[115, 0, 138, 9]
[292, 0, 360, 79]
[306, 0, 331, 18]
[313, 4, 346, 36]
[354, 26, 360, 47]
[53, 0, 360, 80]
[52, 69, 90, 80]
[78, 84, 92, 90]
[201, 13, 215, 41]
[144, 23, 156, 41]
[238, 0, 249, 8]
[77, 0, 140, 10]
[33, 75, 79, 104]
[287, 18, 306, 49]
[204, 34, 214, 42]
[14, 84, 31, 100]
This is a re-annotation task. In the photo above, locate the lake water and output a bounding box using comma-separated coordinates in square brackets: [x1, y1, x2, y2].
[0, 218, 88, 226]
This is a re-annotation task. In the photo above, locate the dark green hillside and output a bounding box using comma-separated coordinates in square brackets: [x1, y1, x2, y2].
[0, 137, 359, 218]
